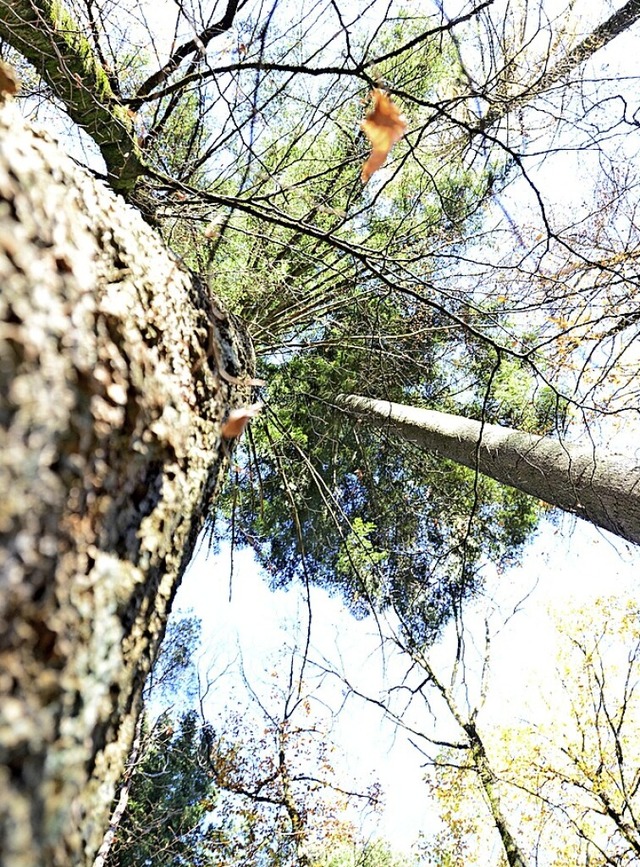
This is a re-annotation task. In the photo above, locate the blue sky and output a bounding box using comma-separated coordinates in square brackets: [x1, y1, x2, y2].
[170, 510, 640, 853]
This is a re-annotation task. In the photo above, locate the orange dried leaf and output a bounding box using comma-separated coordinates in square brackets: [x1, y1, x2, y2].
[204, 216, 224, 239]
[221, 403, 263, 439]
[0, 61, 19, 99]
[360, 89, 407, 183]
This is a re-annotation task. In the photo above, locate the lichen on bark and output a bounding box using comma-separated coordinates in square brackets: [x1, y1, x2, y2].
[0, 101, 254, 866]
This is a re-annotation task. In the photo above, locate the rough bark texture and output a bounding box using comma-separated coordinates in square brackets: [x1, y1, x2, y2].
[0, 101, 254, 866]
[337, 395, 640, 546]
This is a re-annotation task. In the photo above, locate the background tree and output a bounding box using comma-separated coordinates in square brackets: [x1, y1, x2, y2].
[320, 604, 530, 867]
[105, 709, 222, 867]
[103, 617, 386, 867]
[315, 838, 423, 867]
[94, 616, 204, 866]
[335, 394, 640, 546]
[426, 594, 640, 865]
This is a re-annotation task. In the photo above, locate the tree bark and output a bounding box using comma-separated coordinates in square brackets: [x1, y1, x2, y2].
[462, 722, 528, 867]
[478, 0, 640, 134]
[0, 101, 254, 866]
[336, 394, 640, 546]
[399, 643, 529, 866]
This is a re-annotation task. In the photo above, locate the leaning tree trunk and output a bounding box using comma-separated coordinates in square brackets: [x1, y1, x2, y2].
[461, 722, 528, 867]
[0, 102, 254, 867]
[477, 0, 640, 134]
[337, 394, 640, 546]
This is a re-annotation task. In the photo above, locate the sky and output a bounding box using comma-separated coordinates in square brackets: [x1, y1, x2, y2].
[170, 510, 640, 854]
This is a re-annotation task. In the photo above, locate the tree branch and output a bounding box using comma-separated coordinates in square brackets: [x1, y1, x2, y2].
[478, 0, 640, 133]
[134, 0, 243, 102]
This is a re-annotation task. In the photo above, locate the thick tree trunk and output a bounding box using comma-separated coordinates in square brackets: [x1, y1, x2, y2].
[337, 395, 640, 546]
[0, 102, 254, 866]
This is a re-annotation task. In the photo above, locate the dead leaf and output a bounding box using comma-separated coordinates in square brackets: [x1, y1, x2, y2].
[221, 403, 263, 439]
[204, 216, 224, 239]
[360, 89, 407, 183]
[0, 61, 20, 99]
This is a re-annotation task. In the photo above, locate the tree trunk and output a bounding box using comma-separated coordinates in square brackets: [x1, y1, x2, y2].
[397, 643, 529, 865]
[0, 0, 145, 192]
[336, 394, 640, 546]
[462, 723, 528, 867]
[478, 0, 640, 134]
[0, 102, 254, 867]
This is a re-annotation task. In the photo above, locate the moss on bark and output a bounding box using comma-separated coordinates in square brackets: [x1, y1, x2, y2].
[0, 0, 144, 191]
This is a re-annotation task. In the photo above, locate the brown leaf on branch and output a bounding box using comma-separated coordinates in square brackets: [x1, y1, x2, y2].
[360, 89, 407, 183]
[221, 403, 263, 439]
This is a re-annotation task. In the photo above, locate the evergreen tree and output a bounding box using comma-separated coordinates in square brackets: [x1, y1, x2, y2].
[106, 711, 217, 867]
